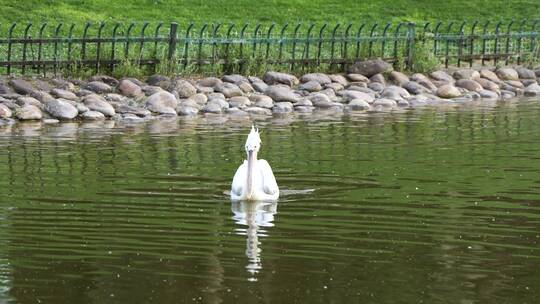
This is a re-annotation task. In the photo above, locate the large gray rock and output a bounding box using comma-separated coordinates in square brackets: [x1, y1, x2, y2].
[114, 104, 151, 117]
[80, 110, 106, 120]
[16, 105, 42, 120]
[299, 81, 322, 92]
[145, 91, 178, 115]
[346, 74, 370, 82]
[347, 58, 392, 77]
[186, 93, 208, 106]
[83, 81, 112, 94]
[524, 83, 540, 96]
[177, 105, 199, 116]
[338, 90, 375, 103]
[329, 74, 348, 86]
[388, 71, 409, 86]
[300, 73, 332, 84]
[250, 95, 274, 109]
[325, 83, 344, 92]
[455, 79, 483, 92]
[222, 74, 248, 83]
[309, 93, 334, 108]
[173, 79, 197, 98]
[9, 79, 35, 95]
[245, 107, 272, 115]
[403, 81, 429, 95]
[228, 96, 251, 108]
[17, 96, 42, 109]
[82, 94, 115, 116]
[262, 71, 299, 86]
[265, 85, 299, 102]
[369, 73, 386, 85]
[478, 89, 499, 99]
[429, 70, 454, 83]
[201, 101, 224, 114]
[368, 82, 385, 92]
[0, 104, 12, 118]
[44, 99, 78, 120]
[476, 78, 500, 93]
[479, 69, 500, 83]
[252, 81, 269, 93]
[453, 69, 480, 80]
[436, 84, 461, 98]
[372, 98, 397, 107]
[214, 82, 243, 98]
[88, 75, 119, 86]
[348, 99, 371, 111]
[117, 79, 143, 97]
[146, 74, 171, 88]
[381, 86, 410, 100]
[197, 77, 222, 87]
[272, 102, 294, 113]
[237, 81, 254, 94]
[50, 88, 78, 101]
[496, 68, 519, 81]
[516, 67, 536, 79]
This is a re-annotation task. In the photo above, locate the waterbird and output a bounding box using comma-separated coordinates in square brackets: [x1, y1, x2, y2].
[231, 125, 279, 201]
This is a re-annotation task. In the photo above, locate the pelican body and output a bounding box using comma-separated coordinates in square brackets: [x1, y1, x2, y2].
[231, 126, 279, 201]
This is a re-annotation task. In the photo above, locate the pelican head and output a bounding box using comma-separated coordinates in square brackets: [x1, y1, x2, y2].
[245, 125, 261, 155]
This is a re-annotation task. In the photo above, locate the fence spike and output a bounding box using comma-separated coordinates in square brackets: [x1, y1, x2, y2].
[53, 23, 63, 75]
[21, 23, 33, 75]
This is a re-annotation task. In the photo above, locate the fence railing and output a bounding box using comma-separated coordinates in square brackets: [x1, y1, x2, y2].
[0, 20, 539, 76]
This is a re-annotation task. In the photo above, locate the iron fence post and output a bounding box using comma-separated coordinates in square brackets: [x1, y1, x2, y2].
[168, 22, 178, 62]
[406, 22, 415, 70]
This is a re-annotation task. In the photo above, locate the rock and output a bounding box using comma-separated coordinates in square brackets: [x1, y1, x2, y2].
[208, 93, 226, 100]
[478, 89, 499, 99]
[265, 85, 299, 102]
[145, 91, 178, 115]
[223, 74, 248, 83]
[245, 107, 272, 115]
[228, 96, 251, 108]
[453, 69, 480, 80]
[252, 81, 268, 93]
[295, 106, 314, 113]
[83, 81, 112, 94]
[338, 90, 375, 103]
[51, 78, 76, 91]
[430, 70, 454, 83]
[177, 105, 199, 116]
[0, 83, 10, 94]
[197, 77, 222, 87]
[368, 82, 385, 92]
[104, 93, 126, 102]
[114, 104, 151, 117]
[207, 98, 229, 110]
[88, 75, 118, 86]
[9, 79, 35, 95]
[30, 91, 56, 104]
[329, 74, 348, 86]
[347, 58, 392, 77]
[480, 69, 500, 83]
[403, 81, 429, 94]
[300, 73, 332, 84]
[309, 93, 335, 108]
[142, 85, 164, 96]
[348, 99, 371, 110]
[50, 88, 78, 101]
[17, 96, 42, 108]
[272, 102, 294, 113]
[146, 74, 171, 87]
[381, 86, 410, 100]
[237, 81, 255, 93]
[436, 84, 461, 98]
[43, 118, 59, 124]
[476, 78, 500, 92]
[80, 110, 105, 120]
[500, 83, 523, 95]
[397, 100, 410, 107]
[173, 79, 197, 98]
[201, 101, 224, 114]
[505, 80, 524, 89]
[524, 83, 540, 96]
[346, 74, 370, 82]
[0, 104, 12, 118]
[299, 81, 322, 92]
[294, 98, 313, 107]
[117, 79, 143, 97]
[214, 82, 243, 98]
[522, 79, 537, 87]
[76, 103, 89, 114]
[319, 88, 336, 98]
[187, 93, 208, 106]
[516, 67, 535, 79]
[262, 71, 299, 86]
[501, 90, 516, 99]
[44, 99, 78, 120]
[83, 94, 116, 116]
[372, 98, 397, 107]
[369, 73, 386, 85]
[250, 95, 274, 109]
[325, 83, 344, 92]
[455, 79, 483, 92]
[496, 68, 519, 81]
[389, 71, 409, 86]
[16, 105, 42, 120]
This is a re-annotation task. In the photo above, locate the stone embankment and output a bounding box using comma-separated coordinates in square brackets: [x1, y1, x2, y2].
[1, 58, 540, 124]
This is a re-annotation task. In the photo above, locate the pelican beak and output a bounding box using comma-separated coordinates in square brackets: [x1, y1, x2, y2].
[246, 149, 254, 200]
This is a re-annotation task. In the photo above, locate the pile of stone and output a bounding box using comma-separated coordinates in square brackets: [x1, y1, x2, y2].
[1, 58, 540, 124]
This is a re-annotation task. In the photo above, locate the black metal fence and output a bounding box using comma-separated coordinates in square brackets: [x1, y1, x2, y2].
[0, 20, 538, 76]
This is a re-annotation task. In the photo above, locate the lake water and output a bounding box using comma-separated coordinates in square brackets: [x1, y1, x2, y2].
[0, 101, 539, 303]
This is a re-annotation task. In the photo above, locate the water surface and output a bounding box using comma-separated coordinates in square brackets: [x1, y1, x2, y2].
[0, 101, 539, 303]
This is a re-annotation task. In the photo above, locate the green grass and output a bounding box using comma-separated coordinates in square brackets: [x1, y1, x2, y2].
[1, 0, 539, 26]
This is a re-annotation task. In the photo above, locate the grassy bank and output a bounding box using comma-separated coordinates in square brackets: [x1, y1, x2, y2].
[1, 0, 539, 25]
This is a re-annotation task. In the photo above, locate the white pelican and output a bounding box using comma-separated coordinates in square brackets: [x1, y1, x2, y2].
[231, 126, 279, 201]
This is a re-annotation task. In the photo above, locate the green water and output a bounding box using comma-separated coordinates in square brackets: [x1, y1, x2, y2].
[0, 101, 539, 303]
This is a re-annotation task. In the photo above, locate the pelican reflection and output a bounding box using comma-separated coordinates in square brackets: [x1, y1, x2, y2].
[231, 200, 278, 281]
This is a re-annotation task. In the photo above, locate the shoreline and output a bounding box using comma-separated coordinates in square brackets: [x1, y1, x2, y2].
[2, 59, 540, 126]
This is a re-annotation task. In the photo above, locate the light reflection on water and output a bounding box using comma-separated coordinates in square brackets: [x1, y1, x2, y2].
[0, 100, 539, 303]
